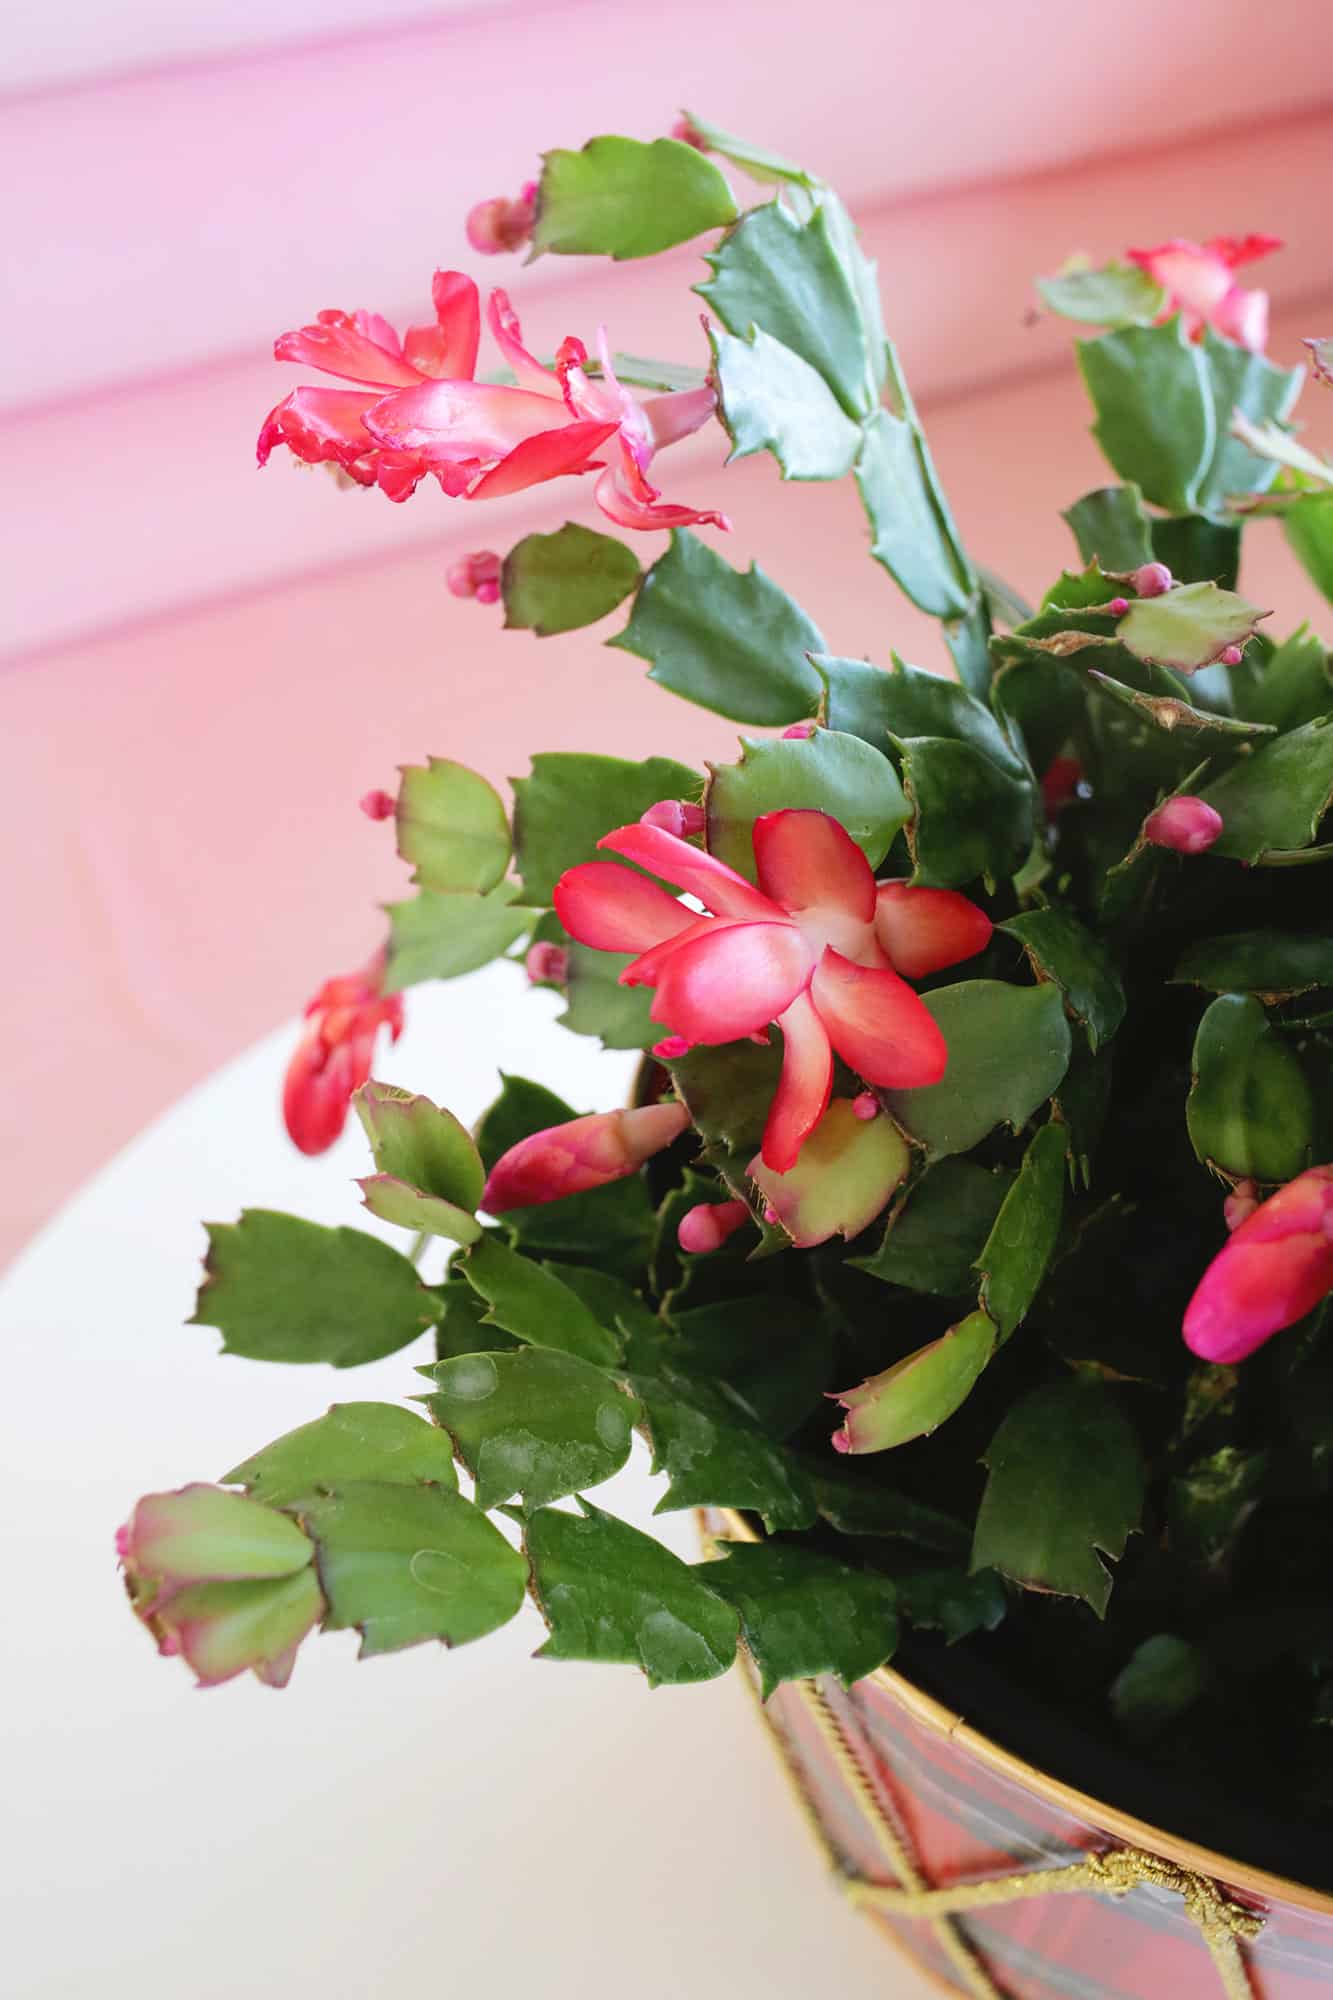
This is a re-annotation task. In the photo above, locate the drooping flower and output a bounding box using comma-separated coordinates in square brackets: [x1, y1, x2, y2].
[283, 949, 404, 1156]
[117, 1485, 323, 1688]
[1143, 795, 1224, 855]
[1183, 1165, 1333, 1364]
[482, 1102, 690, 1212]
[465, 181, 538, 256]
[1126, 235, 1282, 352]
[447, 551, 502, 603]
[554, 810, 991, 1172]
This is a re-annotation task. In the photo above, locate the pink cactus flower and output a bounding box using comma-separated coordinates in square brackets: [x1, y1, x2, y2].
[1142, 795, 1224, 855]
[465, 181, 538, 256]
[1183, 1165, 1333, 1364]
[677, 1198, 750, 1254]
[554, 810, 991, 1172]
[261, 275, 726, 532]
[482, 1102, 690, 1212]
[447, 550, 502, 604]
[283, 949, 404, 1156]
[1126, 235, 1282, 352]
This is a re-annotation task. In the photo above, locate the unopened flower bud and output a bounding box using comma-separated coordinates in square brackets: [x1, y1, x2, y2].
[852, 1091, 880, 1121]
[1184, 1165, 1333, 1363]
[640, 799, 706, 839]
[670, 117, 708, 150]
[1224, 1180, 1260, 1232]
[1107, 596, 1129, 616]
[464, 182, 538, 256]
[1143, 795, 1224, 854]
[447, 551, 502, 604]
[1132, 561, 1174, 598]
[1040, 754, 1084, 818]
[1220, 644, 1244, 667]
[525, 942, 569, 987]
[782, 720, 817, 739]
[359, 789, 396, 822]
[652, 1034, 692, 1061]
[677, 1198, 750, 1254]
[482, 1102, 690, 1212]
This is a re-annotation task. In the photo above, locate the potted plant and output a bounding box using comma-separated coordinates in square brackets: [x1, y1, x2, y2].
[116, 116, 1333, 1999]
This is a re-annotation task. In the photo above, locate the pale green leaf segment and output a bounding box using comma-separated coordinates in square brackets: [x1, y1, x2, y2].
[532, 135, 738, 259]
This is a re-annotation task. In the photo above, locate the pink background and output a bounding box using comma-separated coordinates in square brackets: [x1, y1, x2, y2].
[4, 3, 1333, 1265]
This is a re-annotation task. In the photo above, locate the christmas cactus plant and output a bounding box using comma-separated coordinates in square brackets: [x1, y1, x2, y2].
[120, 119, 1333, 1824]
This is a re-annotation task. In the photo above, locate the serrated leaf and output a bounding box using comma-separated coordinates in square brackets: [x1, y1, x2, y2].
[501, 522, 640, 638]
[1110, 1635, 1211, 1744]
[749, 1097, 910, 1248]
[1194, 327, 1302, 512]
[609, 529, 825, 726]
[855, 408, 975, 619]
[814, 653, 1028, 779]
[1085, 666, 1275, 747]
[707, 1540, 899, 1698]
[511, 750, 701, 906]
[708, 322, 862, 480]
[1150, 512, 1240, 592]
[834, 1311, 997, 1453]
[384, 881, 530, 992]
[669, 1037, 784, 1156]
[999, 909, 1127, 1051]
[1077, 320, 1213, 514]
[1172, 931, 1333, 1000]
[1062, 483, 1155, 571]
[561, 939, 656, 1050]
[1186, 994, 1313, 1182]
[677, 112, 814, 188]
[357, 1176, 482, 1245]
[225, 1402, 460, 1507]
[461, 1236, 622, 1367]
[354, 1080, 484, 1210]
[896, 737, 1034, 889]
[1037, 260, 1166, 327]
[302, 1482, 526, 1656]
[434, 1273, 519, 1359]
[533, 134, 736, 260]
[706, 728, 908, 879]
[854, 1161, 1013, 1295]
[972, 1377, 1144, 1615]
[975, 1123, 1067, 1341]
[191, 1211, 436, 1367]
[1118, 581, 1268, 676]
[1243, 626, 1333, 732]
[807, 1467, 970, 1554]
[422, 1348, 639, 1511]
[896, 1566, 1008, 1642]
[886, 980, 1072, 1158]
[475, 1073, 576, 1172]
[670, 1294, 834, 1438]
[1284, 498, 1333, 608]
[698, 200, 873, 418]
[394, 757, 511, 894]
[524, 1499, 737, 1685]
[1200, 715, 1333, 862]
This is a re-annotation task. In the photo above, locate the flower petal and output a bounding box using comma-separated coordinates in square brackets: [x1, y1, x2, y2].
[554, 860, 696, 954]
[465, 420, 620, 500]
[623, 914, 746, 987]
[362, 378, 585, 459]
[401, 271, 481, 380]
[761, 991, 833, 1172]
[753, 809, 877, 924]
[486, 287, 564, 399]
[257, 386, 379, 470]
[1183, 1165, 1333, 1363]
[650, 922, 811, 1045]
[811, 947, 948, 1087]
[274, 313, 422, 389]
[874, 882, 993, 978]
[598, 821, 779, 922]
[593, 457, 730, 533]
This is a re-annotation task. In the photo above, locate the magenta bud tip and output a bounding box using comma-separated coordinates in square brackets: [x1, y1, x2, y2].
[831, 1429, 851, 1454]
[1107, 596, 1129, 616]
[781, 720, 817, 739]
[852, 1091, 880, 1121]
[1131, 561, 1174, 598]
[359, 788, 396, 821]
[652, 1034, 691, 1061]
[1220, 643, 1244, 666]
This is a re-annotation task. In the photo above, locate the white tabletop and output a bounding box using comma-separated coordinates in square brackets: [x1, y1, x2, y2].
[3, 963, 930, 1999]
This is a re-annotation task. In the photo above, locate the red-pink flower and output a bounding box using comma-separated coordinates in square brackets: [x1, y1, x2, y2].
[554, 810, 991, 1172]
[261, 271, 727, 533]
[283, 950, 404, 1156]
[1126, 235, 1282, 352]
[482, 1102, 690, 1212]
[1183, 1165, 1333, 1364]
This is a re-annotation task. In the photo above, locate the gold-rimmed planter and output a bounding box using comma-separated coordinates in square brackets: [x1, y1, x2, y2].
[704, 1509, 1333, 2000]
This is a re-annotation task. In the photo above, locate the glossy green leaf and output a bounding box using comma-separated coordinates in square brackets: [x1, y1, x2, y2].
[225, 1402, 460, 1507]
[383, 881, 530, 992]
[1110, 1635, 1211, 1744]
[1077, 320, 1212, 514]
[707, 1540, 899, 1697]
[1193, 328, 1302, 512]
[475, 1073, 576, 1172]
[1243, 627, 1332, 732]
[834, 1311, 997, 1453]
[524, 1499, 737, 1685]
[698, 200, 873, 418]
[896, 1566, 1008, 1643]
[972, 1377, 1144, 1615]
[1172, 931, 1333, 1000]
[1186, 994, 1313, 1181]
[560, 939, 656, 1051]
[354, 1080, 484, 1210]
[676, 112, 815, 188]
[1062, 483, 1154, 571]
[422, 1348, 639, 1511]
[896, 737, 1033, 889]
[708, 321, 862, 480]
[461, 1237, 622, 1368]
[191, 1211, 436, 1367]
[749, 1097, 910, 1248]
[511, 750, 700, 905]
[999, 909, 1127, 1051]
[670, 1294, 834, 1438]
[1200, 715, 1333, 861]
[1038, 260, 1165, 326]
[706, 728, 908, 879]
[1149, 512, 1240, 592]
[356, 1176, 482, 1246]
[609, 528, 825, 725]
[1118, 581, 1268, 676]
[302, 1482, 527, 1656]
[1285, 497, 1333, 607]
[669, 1037, 784, 1156]
[501, 522, 640, 637]
[855, 408, 975, 618]
[818, 190, 890, 401]
[532, 134, 736, 259]
[814, 653, 1028, 777]
[854, 1161, 1013, 1295]
[975, 1123, 1067, 1341]
[808, 1466, 970, 1554]
[393, 757, 510, 895]
[886, 980, 1072, 1158]
[435, 1273, 519, 1362]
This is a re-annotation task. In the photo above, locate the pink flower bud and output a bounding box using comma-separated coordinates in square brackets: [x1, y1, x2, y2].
[639, 799, 706, 839]
[852, 1092, 880, 1121]
[1184, 1165, 1333, 1363]
[464, 182, 538, 256]
[1107, 596, 1129, 616]
[763, 1204, 781, 1227]
[525, 942, 569, 987]
[359, 789, 396, 822]
[447, 551, 502, 604]
[481, 1102, 691, 1212]
[677, 1198, 750, 1254]
[1040, 755, 1084, 818]
[1132, 561, 1174, 598]
[1142, 795, 1224, 854]
[652, 1034, 692, 1061]
[1224, 1180, 1260, 1232]
[1220, 644, 1244, 667]
[782, 720, 817, 739]
[670, 117, 708, 150]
